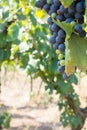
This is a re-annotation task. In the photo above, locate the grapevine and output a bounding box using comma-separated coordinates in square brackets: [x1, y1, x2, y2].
[0, 0, 87, 130]
[35, 0, 87, 130]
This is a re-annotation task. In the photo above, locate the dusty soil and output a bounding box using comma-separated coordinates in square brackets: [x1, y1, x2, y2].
[0, 68, 87, 130]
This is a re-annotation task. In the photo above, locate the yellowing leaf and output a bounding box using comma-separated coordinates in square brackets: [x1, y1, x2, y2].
[20, 0, 26, 5]
[35, 9, 45, 18]
[20, 0, 31, 15]
[24, 6, 30, 15]
[85, 26, 87, 32]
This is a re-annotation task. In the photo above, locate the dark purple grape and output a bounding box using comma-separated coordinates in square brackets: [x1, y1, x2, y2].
[53, 32, 58, 37]
[41, 0, 47, 5]
[64, 12, 71, 19]
[76, 1, 85, 13]
[35, 1, 43, 8]
[53, 0, 61, 6]
[48, 10, 53, 15]
[58, 66, 65, 73]
[65, 18, 74, 23]
[47, 17, 53, 25]
[68, 8, 75, 16]
[49, 25, 53, 33]
[78, 17, 84, 24]
[68, 3, 75, 16]
[58, 29, 66, 38]
[53, 43, 59, 49]
[56, 36, 65, 44]
[57, 9, 62, 15]
[51, 0, 54, 4]
[49, 35, 56, 44]
[79, 30, 86, 37]
[43, 4, 50, 12]
[56, 15, 65, 21]
[59, 5, 65, 15]
[74, 24, 83, 33]
[58, 44, 65, 52]
[75, 12, 83, 19]
[51, 23, 60, 32]
[50, 4, 58, 12]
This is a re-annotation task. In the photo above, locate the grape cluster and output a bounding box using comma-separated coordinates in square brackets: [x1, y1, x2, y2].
[35, 0, 86, 80]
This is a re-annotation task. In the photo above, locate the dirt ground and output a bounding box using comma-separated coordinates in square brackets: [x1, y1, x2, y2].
[0, 68, 87, 130]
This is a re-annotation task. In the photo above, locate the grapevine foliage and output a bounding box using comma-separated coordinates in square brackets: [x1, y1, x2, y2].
[0, 112, 11, 129]
[0, 0, 86, 130]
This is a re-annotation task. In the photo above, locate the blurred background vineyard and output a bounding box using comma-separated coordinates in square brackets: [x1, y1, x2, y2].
[0, 0, 87, 130]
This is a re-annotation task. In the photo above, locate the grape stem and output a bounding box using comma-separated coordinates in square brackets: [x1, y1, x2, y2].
[65, 95, 87, 130]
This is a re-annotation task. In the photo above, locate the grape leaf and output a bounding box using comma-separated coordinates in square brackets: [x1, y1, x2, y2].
[60, 0, 73, 8]
[0, 49, 4, 60]
[65, 34, 87, 75]
[85, 0, 87, 23]
[7, 23, 20, 42]
[68, 74, 78, 85]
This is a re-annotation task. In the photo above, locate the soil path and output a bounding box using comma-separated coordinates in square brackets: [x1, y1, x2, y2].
[0, 70, 87, 130]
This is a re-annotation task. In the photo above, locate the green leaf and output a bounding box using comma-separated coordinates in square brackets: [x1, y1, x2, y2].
[4, 50, 11, 60]
[45, 83, 54, 94]
[70, 115, 82, 129]
[27, 64, 37, 74]
[37, 42, 48, 54]
[2, 10, 9, 19]
[56, 75, 68, 94]
[0, 115, 5, 125]
[14, 0, 20, 3]
[50, 59, 58, 74]
[17, 13, 26, 20]
[7, 23, 20, 42]
[68, 74, 78, 85]
[0, 49, 4, 61]
[29, 11, 37, 25]
[20, 54, 29, 69]
[65, 34, 87, 75]
[85, 0, 87, 23]
[0, 23, 6, 32]
[3, 112, 11, 129]
[60, 0, 73, 8]
[0, 32, 7, 47]
[36, 28, 46, 39]
[0, 112, 11, 129]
